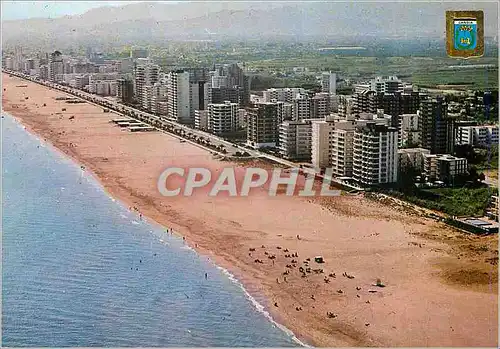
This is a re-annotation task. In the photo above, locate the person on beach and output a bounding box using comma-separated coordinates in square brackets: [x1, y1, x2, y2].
[205, 273, 208, 280]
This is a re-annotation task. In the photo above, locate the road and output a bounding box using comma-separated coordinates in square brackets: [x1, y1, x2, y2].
[4, 69, 362, 192]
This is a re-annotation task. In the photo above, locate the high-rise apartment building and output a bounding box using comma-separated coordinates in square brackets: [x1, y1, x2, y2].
[207, 101, 239, 135]
[331, 120, 356, 177]
[262, 88, 306, 103]
[311, 120, 335, 169]
[353, 122, 398, 185]
[321, 72, 337, 95]
[279, 120, 313, 161]
[134, 63, 160, 108]
[48, 51, 63, 82]
[190, 81, 210, 118]
[246, 102, 279, 149]
[167, 71, 191, 124]
[419, 97, 456, 154]
[292, 93, 311, 121]
[310, 93, 331, 118]
[400, 113, 421, 147]
[117, 78, 135, 104]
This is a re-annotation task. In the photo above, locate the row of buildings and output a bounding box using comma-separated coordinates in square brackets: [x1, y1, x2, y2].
[242, 76, 485, 186]
[4, 50, 490, 188]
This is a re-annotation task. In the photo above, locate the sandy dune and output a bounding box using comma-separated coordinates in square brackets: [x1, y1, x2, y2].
[2, 73, 498, 347]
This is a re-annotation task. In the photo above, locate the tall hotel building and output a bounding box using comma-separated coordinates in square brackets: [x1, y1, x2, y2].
[353, 122, 398, 185]
[134, 63, 159, 109]
[419, 97, 456, 154]
[167, 71, 191, 124]
[321, 72, 337, 95]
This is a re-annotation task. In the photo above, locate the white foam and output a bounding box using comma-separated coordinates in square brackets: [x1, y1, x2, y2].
[131, 220, 140, 225]
[215, 265, 310, 347]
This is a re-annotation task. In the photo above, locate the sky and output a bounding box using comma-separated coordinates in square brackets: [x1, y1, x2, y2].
[1, 1, 143, 20]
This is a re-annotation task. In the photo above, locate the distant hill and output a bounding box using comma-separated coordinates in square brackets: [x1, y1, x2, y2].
[2, 2, 498, 50]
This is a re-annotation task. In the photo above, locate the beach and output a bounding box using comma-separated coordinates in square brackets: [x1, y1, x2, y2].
[2, 73, 498, 347]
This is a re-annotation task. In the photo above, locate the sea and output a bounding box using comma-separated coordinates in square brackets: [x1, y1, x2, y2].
[1, 113, 302, 347]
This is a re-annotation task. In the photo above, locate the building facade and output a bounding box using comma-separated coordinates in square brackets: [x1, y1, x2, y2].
[247, 102, 279, 149]
[353, 123, 398, 185]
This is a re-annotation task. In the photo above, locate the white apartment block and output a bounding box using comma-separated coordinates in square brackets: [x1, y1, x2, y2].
[167, 71, 191, 124]
[278, 120, 313, 161]
[353, 123, 398, 185]
[400, 112, 421, 147]
[207, 101, 239, 135]
[331, 120, 356, 177]
[321, 72, 336, 95]
[311, 120, 335, 169]
[370, 76, 402, 94]
[194, 110, 209, 131]
[457, 125, 499, 147]
[262, 88, 306, 103]
[135, 63, 160, 110]
[423, 154, 468, 182]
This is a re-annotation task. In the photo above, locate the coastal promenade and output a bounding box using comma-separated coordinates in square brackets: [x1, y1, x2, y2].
[3, 72, 497, 347]
[3, 69, 362, 192]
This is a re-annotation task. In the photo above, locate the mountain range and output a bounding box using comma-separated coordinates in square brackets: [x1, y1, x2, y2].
[2, 1, 498, 50]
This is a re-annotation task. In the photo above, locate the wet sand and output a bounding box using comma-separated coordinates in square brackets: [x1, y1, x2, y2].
[2, 73, 498, 347]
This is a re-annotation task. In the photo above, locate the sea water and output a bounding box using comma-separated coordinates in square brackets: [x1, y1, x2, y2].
[1, 113, 301, 347]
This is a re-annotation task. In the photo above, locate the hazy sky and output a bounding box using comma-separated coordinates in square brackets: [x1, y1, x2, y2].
[1, 1, 142, 20]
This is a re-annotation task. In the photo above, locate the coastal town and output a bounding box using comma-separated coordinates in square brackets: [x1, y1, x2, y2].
[1, 2, 498, 347]
[3, 45, 498, 233]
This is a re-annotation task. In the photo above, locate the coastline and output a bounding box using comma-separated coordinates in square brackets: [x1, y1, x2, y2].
[2, 73, 498, 347]
[2, 111, 310, 347]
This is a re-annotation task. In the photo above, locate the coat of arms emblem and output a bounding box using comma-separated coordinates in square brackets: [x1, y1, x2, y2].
[446, 11, 484, 58]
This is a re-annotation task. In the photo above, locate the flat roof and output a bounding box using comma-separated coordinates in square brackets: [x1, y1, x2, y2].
[464, 219, 492, 227]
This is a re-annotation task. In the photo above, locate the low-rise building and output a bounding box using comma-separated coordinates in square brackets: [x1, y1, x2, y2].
[423, 154, 468, 183]
[457, 125, 499, 147]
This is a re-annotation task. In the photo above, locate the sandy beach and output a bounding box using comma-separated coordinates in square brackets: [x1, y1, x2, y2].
[2, 73, 498, 347]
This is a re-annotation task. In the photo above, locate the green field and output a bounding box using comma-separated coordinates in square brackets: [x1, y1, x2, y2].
[388, 187, 496, 217]
[411, 69, 498, 90]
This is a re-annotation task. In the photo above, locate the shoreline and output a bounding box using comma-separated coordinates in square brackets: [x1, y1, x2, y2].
[2, 111, 309, 347]
[2, 73, 497, 347]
